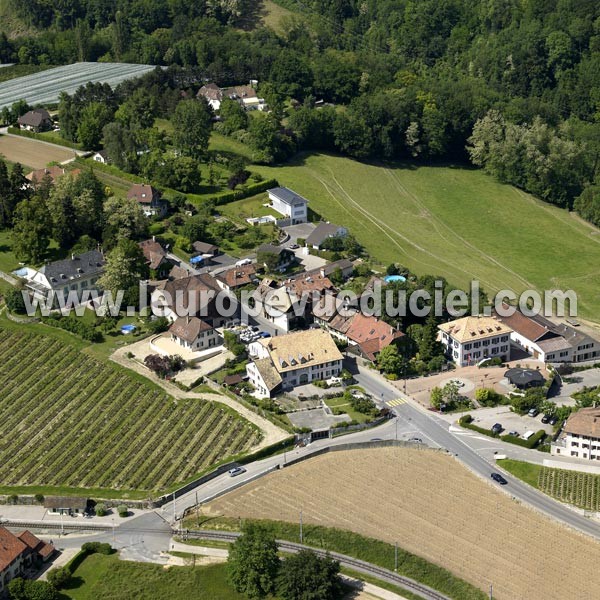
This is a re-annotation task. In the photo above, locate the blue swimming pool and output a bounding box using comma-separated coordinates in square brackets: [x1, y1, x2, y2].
[121, 324, 136, 334]
[384, 275, 406, 283]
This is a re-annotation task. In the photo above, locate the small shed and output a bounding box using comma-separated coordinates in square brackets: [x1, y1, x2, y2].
[44, 496, 88, 515]
[504, 367, 545, 389]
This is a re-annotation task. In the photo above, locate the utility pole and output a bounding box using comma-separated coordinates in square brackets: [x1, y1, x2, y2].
[299, 510, 303, 544]
[395, 417, 398, 441]
[195, 492, 200, 527]
[489, 583, 493, 600]
[394, 541, 398, 572]
[112, 518, 115, 543]
[172, 492, 176, 523]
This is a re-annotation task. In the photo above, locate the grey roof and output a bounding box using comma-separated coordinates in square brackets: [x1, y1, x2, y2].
[257, 244, 293, 256]
[537, 337, 573, 353]
[44, 496, 87, 510]
[531, 314, 598, 348]
[40, 250, 104, 288]
[305, 222, 345, 247]
[305, 259, 354, 278]
[18, 108, 51, 127]
[504, 368, 545, 386]
[192, 241, 218, 254]
[268, 187, 308, 207]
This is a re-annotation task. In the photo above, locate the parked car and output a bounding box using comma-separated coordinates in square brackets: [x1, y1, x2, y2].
[258, 331, 271, 338]
[327, 376, 342, 387]
[289, 243, 299, 249]
[528, 408, 539, 417]
[541, 414, 551, 424]
[491, 423, 503, 435]
[408, 437, 423, 443]
[491, 472, 508, 485]
[549, 416, 558, 426]
[228, 467, 246, 477]
[508, 430, 519, 437]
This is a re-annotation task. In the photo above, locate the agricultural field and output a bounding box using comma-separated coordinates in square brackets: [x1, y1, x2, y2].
[253, 153, 600, 322]
[0, 328, 261, 496]
[0, 134, 76, 168]
[0, 62, 155, 109]
[205, 447, 600, 600]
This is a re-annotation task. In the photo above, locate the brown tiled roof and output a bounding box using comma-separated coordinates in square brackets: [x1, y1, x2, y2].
[285, 273, 334, 296]
[537, 337, 572, 353]
[564, 408, 600, 438]
[0, 527, 27, 571]
[197, 83, 223, 102]
[493, 305, 555, 343]
[26, 165, 80, 184]
[192, 241, 218, 255]
[139, 239, 168, 270]
[345, 313, 404, 356]
[160, 274, 221, 314]
[439, 316, 512, 343]
[18, 108, 51, 128]
[224, 85, 258, 100]
[44, 496, 88, 510]
[169, 265, 190, 280]
[169, 316, 214, 343]
[127, 183, 161, 204]
[223, 373, 245, 386]
[17, 531, 42, 551]
[216, 264, 257, 289]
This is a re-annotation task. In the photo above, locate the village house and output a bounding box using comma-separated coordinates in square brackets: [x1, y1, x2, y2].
[267, 187, 308, 224]
[25, 165, 80, 188]
[139, 238, 175, 280]
[438, 315, 512, 367]
[257, 244, 296, 272]
[197, 81, 266, 111]
[250, 279, 298, 332]
[246, 329, 343, 398]
[0, 528, 55, 594]
[552, 408, 600, 460]
[215, 263, 258, 292]
[305, 222, 348, 250]
[44, 496, 88, 516]
[92, 149, 110, 164]
[127, 183, 167, 218]
[25, 250, 105, 305]
[305, 259, 355, 281]
[17, 108, 52, 132]
[169, 316, 221, 352]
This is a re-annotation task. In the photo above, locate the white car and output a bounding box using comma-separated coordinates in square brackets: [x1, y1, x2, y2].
[327, 376, 343, 387]
[228, 467, 246, 477]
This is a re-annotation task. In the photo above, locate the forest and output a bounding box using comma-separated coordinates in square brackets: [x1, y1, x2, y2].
[1, 0, 600, 224]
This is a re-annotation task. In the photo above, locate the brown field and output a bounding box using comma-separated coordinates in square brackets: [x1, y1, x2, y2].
[206, 448, 600, 600]
[0, 135, 76, 168]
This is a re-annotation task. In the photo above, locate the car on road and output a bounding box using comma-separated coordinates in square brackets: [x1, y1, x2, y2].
[228, 467, 246, 477]
[528, 408, 539, 417]
[508, 430, 519, 436]
[491, 423, 503, 435]
[408, 437, 423, 443]
[370, 437, 383, 442]
[490, 472, 508, 485]
[289, 243, 299, 249]
[541, 414, 551, 424]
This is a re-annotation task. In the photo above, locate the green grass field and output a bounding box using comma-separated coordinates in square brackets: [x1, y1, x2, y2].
[0, 327, 261, 496]
[60, 554, 245, 600]
[323, 395, 371, 424]
[252, 153, 600, 321]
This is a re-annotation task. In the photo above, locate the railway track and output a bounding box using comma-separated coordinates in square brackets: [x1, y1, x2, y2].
[187, 529, 452, 600]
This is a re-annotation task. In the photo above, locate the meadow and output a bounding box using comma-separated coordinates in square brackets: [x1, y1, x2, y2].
[205, 447, 600, 600]
[0, 327, 261, 497]
[252, 154, 600, 321]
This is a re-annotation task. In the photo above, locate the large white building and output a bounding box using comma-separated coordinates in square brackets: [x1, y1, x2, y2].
[552, 408, 600, 460]
[267, 187, 308, 224]
[246, 329, 343, 398]
[438, 316, 512, 367]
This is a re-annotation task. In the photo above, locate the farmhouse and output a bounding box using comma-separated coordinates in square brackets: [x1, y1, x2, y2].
[139, 238, 175, 279]
[493, 306, 600, 363]
[246, 329, 343, 398]
[169, 316, 221, 352]
[25, 165, 80, 187]
[267, 187, 308, 224]
[552, 408, 600, 460]
[305, 259, 355, 281]
[192, 241, 219, 257]
[305, 222, 348, 250]
[0, 528, 55, 594]
[25, 250, 105, 305]
[127, 183, 167, 217]
[197, 81, 267, 111]
[438, 316, 512, 367]
[92, 149, 110, 164]
[215, 263, 258, 291]
[17, 108, 52, 132]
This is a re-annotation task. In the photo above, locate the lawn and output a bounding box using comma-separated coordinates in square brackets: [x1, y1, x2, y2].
[252, 153, 600, 322]
[60, 553, 246, 600]
[218, 192, 278, 223]
[323, 395, 371, 424]
[0, 326, 261, 496]
[496, 458, 542, 488]
[209, 132, 254, 161]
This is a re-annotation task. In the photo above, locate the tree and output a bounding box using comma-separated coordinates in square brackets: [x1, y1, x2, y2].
[219, 98, 248, 134]
[277, 549, 343, 600]
[248, 113, 293, 164]
[102, 122, 139, 172]
[377, 344, 402, 375]
[46, 567, 71, 589]
[8, 579, 58, 600]
[77, 101, 114, 150]
[227, 522, 280, 599]
[11, 196, 51, 263]
[430, 386, 443, 410]
[46, 176, 77, 247]
[418, 314, 442, 363]
[97, 238, 148, 296]
[103, 196, 148, 245]
[172, 99, 212, 158]
[5, 288, 27, 314]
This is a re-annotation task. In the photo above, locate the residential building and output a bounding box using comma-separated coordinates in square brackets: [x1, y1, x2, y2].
[305, 222, 348, 250]
[127, 184, 167, 218]
[192, 241, 219, 257]
[305, 259, 355, 281]
[438, 316, 512, 367]
[169, 316, 221, 352]
[25, 165, 80, 187]
[246, 329, 343, 398]
[267, 187, 308, 224]
[25, 250, 105, 305]
[92, 150, 110, 164]
[552, 408, 600, 460]
[197, 81, 267, 111]
[0, 528, 55, 594]
[44, 496, 88, 516]
[17, 108, 52, 132]
[494, 306, 600, 363]
[315, 306, 404, 361]
[215, 263, 258, 291]
[197, 83, 223, 110]
[139, 238, 175, 279]
[284, 272, 335, 298]
[250, 279, 297, 331]
[257, 244, 295, 272]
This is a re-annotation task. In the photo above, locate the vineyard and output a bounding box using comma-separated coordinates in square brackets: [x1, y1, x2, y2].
[538, 467, 600, 510]
[0, 328, 261, 494]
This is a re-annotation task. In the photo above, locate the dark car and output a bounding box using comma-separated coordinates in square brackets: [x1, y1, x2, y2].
[541, 414, 551, 424]
[491, 423, 503, 435]
[491, 472, 508, 485]
[408, 437, 423, 443]
[549, 416, 558, 426]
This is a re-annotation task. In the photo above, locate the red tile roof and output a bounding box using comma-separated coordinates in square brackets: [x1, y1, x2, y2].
[216, 264, 257, 289]
[345, 313, 404, 360]
[0, 527, 27, 572]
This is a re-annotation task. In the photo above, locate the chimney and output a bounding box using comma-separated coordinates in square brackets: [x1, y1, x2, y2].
[152, 235, 156, 242]
[320, 268, 325, 278]
[71, 253, 75, 260]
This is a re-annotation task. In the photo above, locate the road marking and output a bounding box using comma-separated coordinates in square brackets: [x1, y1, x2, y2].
[387, 398, 406, 407]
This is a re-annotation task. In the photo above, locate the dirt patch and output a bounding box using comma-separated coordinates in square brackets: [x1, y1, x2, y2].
[205, 447, 600, 600]
[0, 135, 76, 168]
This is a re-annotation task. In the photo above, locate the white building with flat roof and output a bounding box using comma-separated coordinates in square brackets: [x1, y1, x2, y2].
[268, 187, 308, 224]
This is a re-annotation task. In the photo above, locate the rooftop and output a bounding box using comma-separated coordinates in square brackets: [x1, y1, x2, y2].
[127, 183, 161, 204]
[18, 108, 51, 127]
[564, 407, 600, 438]
[139, 239, 168, 271]
[40, 250, 104, 287]
[253, 358, 283, 391]
[268, 187, 309, 207]
[43, 496, 88, 510]
[216, 264, 257, 289]
[0, 527, 27, 572]
[305, 222, 345, 247]
[493, 305, 557, 343]
[439, 316, 512, 343]
[169, 316, 214, 343]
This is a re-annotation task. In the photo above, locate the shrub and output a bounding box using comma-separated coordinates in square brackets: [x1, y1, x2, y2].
[460, 414, 473, 424]
[94, 503, 108, 516]
[5, 288, 27, 314]
[475, 388, 508, 407]
[7, 494, 18, 505]
[47, 567, 71, 589]
[43, 315, 103, 343]
[500, 430, 546, 449]
[81, 542, 113, 555]
[34, 494, 44, 504]
[117, 504, 129, 517]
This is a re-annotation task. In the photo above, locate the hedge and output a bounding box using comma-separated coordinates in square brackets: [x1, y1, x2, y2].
[459, 415, 546, 449]
[7, 126, 82, 150]
[204, 178, 278, 206]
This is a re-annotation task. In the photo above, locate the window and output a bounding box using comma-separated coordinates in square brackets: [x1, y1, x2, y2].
[559, 351, 569, 357]
[572, 442, 579, 447]
[571, 451, 579, 457]
[501, 335, 509, 342]
[482, 339, 490, 346]
[464, 343, 471, 350]
[473, 341, 481, 348]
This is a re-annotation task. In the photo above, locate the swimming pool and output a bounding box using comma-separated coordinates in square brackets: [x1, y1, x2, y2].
[384, 275, 406, 283]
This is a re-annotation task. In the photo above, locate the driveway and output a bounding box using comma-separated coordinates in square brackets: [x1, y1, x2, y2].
[551, 367, 600, 404]
[287, 408, 350, 431]
[282, 223, 316, 244]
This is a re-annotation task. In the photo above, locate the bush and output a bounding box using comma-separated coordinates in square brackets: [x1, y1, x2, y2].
[43, 315, 103, 343]
[7, 494, 18, 505]
[47, 567, 71, 589]
[460, 414, 473, 424]
[117, 504, 129, 517]
[94, 503, 108, 516]
[5, 288, 27, 314]
[500, 430, 546, 449]
[206, 178, 278, 205]
[34, 493, 44, 504]
[81, 541, 113, 555]
[475, 388, 508, 407]
[8, 578, 59, 600]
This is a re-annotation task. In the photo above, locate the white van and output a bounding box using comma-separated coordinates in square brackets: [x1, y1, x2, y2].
[522, 430, 535, 441]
